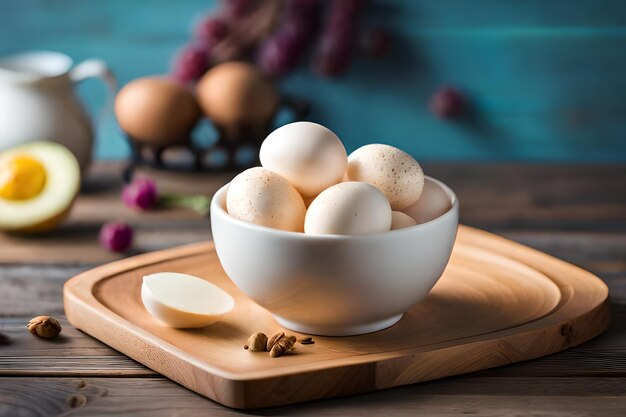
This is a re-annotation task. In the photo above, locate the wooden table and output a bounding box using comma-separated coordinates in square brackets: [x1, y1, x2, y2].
[1, 162, 625, 416]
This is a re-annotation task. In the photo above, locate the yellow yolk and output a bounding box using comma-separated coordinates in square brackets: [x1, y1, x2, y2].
[0, 155, 47, 201]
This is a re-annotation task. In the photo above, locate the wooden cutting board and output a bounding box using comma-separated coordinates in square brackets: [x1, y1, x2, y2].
[64, 225, 610, 409]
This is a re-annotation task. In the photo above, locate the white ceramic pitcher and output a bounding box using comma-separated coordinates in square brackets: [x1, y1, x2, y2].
[0, 51, 116, 171]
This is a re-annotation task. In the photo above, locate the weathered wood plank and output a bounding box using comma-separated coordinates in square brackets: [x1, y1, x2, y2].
[0, 225, 212, 265]
[1, 222, 625, 265]
[1, 229, 624, 316]
[0, 163, 623, 413]
[473, 310, 626, 378]
[0, 317, 153, 376]
[5, 223, 626, 265]
[1, 303, 625, 378]
[0, 266, 84, 317]
[2, 163, 625, 264]
[0, 376, 625, 417]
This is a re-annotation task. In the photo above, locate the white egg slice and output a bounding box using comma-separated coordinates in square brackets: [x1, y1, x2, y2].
[305, 182, 392, 235]
[141, 272, 234, 328]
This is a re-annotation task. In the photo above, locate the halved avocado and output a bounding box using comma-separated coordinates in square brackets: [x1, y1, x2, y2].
[0, 141, 80, 233]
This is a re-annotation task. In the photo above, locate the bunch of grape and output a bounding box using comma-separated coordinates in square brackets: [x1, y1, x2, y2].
[313, 0, 361, 76]
[257, 0, 319, 77]
[171, 0, 392, 84]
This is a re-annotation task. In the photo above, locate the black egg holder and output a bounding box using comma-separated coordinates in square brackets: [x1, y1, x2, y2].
[122, 95, 309, 182]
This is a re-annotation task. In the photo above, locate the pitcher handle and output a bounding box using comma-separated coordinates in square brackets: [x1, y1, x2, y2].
[69, 59, 117, 126]
[69, 59, 117, 91]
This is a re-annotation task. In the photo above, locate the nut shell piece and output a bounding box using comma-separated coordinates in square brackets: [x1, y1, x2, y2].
[246, 332, 268, 352]
[269, 335, 296, 358]
[266, 332, 285, 351]
[27, 316, 62, 339]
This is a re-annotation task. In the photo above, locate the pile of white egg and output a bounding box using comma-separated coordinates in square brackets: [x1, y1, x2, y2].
[225, 122, 449, 235]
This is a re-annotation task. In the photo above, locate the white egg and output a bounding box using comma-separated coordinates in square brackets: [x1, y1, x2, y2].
[305, 182, 392, 235]
[141, 272, 234, 328]
[402, 179, 452, 224]
[347, 144, 424, 210]
[391, 211, 417, 230]
[227, 167, 306, 232]
[260, 121, 347, 197]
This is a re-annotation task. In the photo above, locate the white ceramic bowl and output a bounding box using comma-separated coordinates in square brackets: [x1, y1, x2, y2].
[210, 177, 459, 336]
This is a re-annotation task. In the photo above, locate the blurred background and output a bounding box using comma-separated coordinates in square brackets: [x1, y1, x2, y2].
[2, 0, 625, 162]
[2, 2, 626, 414]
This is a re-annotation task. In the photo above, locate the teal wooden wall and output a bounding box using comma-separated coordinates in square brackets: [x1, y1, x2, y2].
[1, 0, 625, 161]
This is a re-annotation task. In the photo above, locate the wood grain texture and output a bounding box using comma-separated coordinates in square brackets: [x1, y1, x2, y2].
[1, 375, 625, 417]
[63, 226, 609, 408]
[2, 305, 625, 378]
[0, 317, 153, 377]
[2, 162, 625, 264]
[2, 376, 626, 417]
[1, 230, 623, 316]
[1, 162, 624, 415]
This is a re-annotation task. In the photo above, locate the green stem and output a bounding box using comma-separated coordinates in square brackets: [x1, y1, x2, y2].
[159, 194, 211, 216]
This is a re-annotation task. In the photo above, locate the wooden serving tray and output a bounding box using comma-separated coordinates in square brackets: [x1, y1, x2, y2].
[64, 226, 610, 409]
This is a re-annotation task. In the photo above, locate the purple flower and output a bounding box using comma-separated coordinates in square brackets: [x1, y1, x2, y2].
[122, 177, 158, 210]
[430, 86, 465, 119]
[99, 222, 133, 252]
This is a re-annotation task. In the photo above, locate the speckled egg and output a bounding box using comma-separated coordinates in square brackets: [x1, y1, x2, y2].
[226, 167, 306, 232]
[305, 182, 392, 235]
[390, 211, 417, 230]
[346, 144, 424, 210]
[260, 122, 347, 197]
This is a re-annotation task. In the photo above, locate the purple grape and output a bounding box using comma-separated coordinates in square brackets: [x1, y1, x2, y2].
[122, 177, 158, 210]
[314, 40, 351, 76]
[257, 31, 302, 77]
[332, 0, 363, 15]
[314, 27, 353, 77]
[360, 28, 392, 58]
[99, 222, 133, 253]
[171, 44, 209, 84]
[284, 0, 319, 24]
[256, 0, 320, 77]
[324, 2, 355, 39]
[328, 0, 363, 23]
[313, 0, 362, 77]
[287, 0, 318, 12]
[222, 0, 255, 20]
[430, 86, 465, 119]
[282, 11, 317, 44]
[195, 18, 228, 48]
[285, 2, 320, 39]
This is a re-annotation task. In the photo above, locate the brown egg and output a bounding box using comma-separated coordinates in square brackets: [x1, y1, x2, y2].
[196, 62, 279, 129]
[115, 77, 201, 146]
